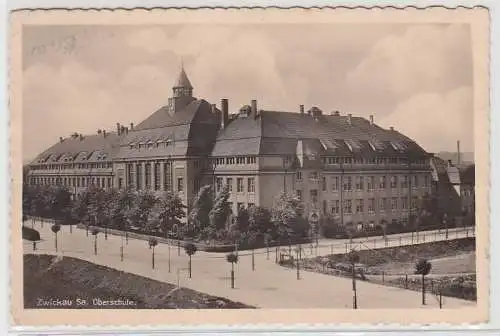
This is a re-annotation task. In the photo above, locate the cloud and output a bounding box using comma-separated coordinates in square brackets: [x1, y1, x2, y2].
[379, 86, 473, 153]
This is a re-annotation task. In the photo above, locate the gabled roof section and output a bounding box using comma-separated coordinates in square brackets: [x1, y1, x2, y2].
[211, 110, 431, 157]
[134, 99, 205, 131]
[29, 132, 124, 165]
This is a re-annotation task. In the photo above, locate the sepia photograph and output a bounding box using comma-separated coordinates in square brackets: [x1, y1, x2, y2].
[9, 7, 490, 326]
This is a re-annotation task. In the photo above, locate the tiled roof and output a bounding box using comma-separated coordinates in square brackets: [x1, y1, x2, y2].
[114, 99, 219, 159]
[212, 110, 430, 157]
[30, 132, 124, 165]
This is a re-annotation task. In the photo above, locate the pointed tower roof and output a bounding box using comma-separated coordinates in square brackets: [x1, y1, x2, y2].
[174, 66, 193, 89]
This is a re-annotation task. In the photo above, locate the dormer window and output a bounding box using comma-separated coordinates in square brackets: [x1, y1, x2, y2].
[147, 141, 154, 149]
[129, 142, 135, 149]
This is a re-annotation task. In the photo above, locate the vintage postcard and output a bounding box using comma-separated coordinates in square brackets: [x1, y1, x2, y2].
[9, 6, 490, 327]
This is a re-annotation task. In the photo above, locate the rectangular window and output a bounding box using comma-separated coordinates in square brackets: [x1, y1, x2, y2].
[154, 163, 161, 191]
[331, 176, 339, 191]
[323, 200, 327, 214]
[118, 178, 123, 189]
[236, 157, 245, 164]
[145, 163, 151, 189]
[343, 176, 352, 191]
[321, 176, 327, 191]
[391, 197, 398, 210]
[401, 176, 408, 189]
[356, 199, 364, 213]
[193, 178, 200, 192]
[107, 177, 112, 188]
[309, 172, 318, 180]
[296, 171, 302, 180]
[246, 156, 256, 164]
[237, 178, 244, 192]
[331, 200, 340, 214]
[248, 177, 255, 193]
[296, 190, 302, 200]
[355, 176, 364, 191]
[77, 178, 81, 187]
[227, 178, 233, 192]
[413, 176, 419, 188]
[127, 163, 134, 187]
[401, 197, 408, 209]
[216, 177, 223, 192]
[136, 164, 142, 190]
[163, 162, 172, 191]
[367, 176, 374, 191]
[344, 199, 352, 214]
[412, 196, 419, 209]
[379, 176, 387, 189]
[177, 177, 184, 192]
[368, 198, 375, 214]
[310, 189, 318, 203]
[424, 175, 429, 188]
[390, 176, 397, 189]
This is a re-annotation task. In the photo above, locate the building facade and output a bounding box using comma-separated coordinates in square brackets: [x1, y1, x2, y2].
[27, 67, 436, 233]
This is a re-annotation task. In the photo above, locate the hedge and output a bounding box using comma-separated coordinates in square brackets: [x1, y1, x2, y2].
[22, 226, 41, 241]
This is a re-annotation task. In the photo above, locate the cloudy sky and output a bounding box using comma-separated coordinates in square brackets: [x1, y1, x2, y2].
[22, 23, 473, 162]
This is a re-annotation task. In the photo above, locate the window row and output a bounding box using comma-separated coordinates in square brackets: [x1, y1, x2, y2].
[212, 156, 257, 166]
[322, 156, 427, 166]
[296, 174, 430, 191]
[30, 162, 113, 170]
[129, 139, 172, 150]
[30, 176, 112, 189]
[216, 177, 256, 193]
[126, 162, 174, 192]
[323, 196, 420, 215]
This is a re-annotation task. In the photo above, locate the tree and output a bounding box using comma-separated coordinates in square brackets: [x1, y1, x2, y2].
[415, 259, 432, 305]
[248, 205, 272, 240]
[184, 243, 197, 278]
[188, 185, 213, 238]
[271, 193, 309, 244]
[208, 184, 231, 240]
[51, 224, 61, 252]
[115, 186, 137, 243]
[132, 190, 158, 232]
[102, 189, 119, 239]
[72, 189, 92, 235]
[226, 252, 239, 289]
[91, 228, 99, 255]
[149, 237, 158, 269]
[155, 192, 186, 238]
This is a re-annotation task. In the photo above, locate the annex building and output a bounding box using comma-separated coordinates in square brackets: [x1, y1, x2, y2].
[27, 66, 436, 232]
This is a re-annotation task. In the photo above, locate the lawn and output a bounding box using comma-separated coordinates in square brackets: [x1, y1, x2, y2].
[24, 254, 254, 309]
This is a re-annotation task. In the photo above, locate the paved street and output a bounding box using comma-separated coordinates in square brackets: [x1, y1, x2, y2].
[23, 221, 475, 309]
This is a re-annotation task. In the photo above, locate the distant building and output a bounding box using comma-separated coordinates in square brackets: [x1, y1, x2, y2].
[27, 66, 436, 235]
[430, 157, 475, 226]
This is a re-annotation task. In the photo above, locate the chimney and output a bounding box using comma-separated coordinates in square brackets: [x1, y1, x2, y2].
[300, 105, 305, 114]
[251, 99, 258, 118]
[389, 126, 394, 131]
[130, 123, 134, 131]
[103, 130, 107, 137]
[457, 140, 461, 166]
[447, 159, 453, 167]
[334, 111, 340, 116]
[97, 129, 102, 134]
[347, 113, 352, 125]
[369, 115, 374, 126]
[116, 123, 121, 135]
[211, 104, 217, 114]
[79, 134, 84, 141]
[221, 98, 229, 129]
[59, 137, 64, 143]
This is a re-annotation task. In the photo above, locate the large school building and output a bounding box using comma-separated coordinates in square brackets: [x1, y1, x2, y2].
[27, 66, 438, 233]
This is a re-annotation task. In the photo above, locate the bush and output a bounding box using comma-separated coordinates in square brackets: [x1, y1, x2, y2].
[22, 226, 41, 241]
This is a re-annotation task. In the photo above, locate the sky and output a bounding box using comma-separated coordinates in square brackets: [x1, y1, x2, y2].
[22, 23, 474, 162]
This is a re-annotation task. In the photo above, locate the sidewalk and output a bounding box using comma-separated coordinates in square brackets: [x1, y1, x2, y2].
[23, 221, 476, 309]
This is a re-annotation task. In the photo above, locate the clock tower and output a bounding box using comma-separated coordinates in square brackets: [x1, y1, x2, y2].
[168, 65, 195, 115]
